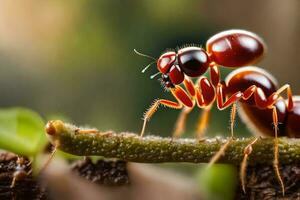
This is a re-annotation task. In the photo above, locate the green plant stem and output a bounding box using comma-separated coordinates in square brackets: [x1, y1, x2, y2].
[47, 120, 300, 166]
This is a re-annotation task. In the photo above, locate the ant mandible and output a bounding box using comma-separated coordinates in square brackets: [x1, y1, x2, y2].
[135, 29, 299, 195]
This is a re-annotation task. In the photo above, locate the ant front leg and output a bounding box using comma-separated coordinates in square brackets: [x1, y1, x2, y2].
[172, 78, 198, 138]
[194, 76, 219, 140]
[141, 85, 194, 137]
[141, 99, 182, 137]
[210, 65, 221, 87]
[193, 66, 220, 139]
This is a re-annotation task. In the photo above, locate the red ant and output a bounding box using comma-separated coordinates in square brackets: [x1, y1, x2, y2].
[135, 30, 266, 137]
[135, 29, 300, 195]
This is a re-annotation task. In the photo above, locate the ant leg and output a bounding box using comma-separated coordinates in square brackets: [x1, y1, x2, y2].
[210, 65, 220, 87]
[196, 107, 212, 139]
[216, 83, 243, 110]
[171, 77, 198, 138]
[173, 107, 193, 138]
[141, 85, 194, 137]
[240, 137, 260, 193]
[272, 106, 285, 196]
[183, 77, 196, 98]
[206, 84, 244, 166]
[208, 103, 237, 166]
[230, 103, 237, 138]
[141, 99, 183, 137]
[273, 84, 293, 111]
[249, 85, 291, 195]
[253, 84, 293, 110]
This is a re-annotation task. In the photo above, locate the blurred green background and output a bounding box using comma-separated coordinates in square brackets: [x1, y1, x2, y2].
[0, 0, 299, 138]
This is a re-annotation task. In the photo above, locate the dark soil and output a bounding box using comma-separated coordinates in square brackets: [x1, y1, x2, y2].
[0, 153, 130, 200]
[71, 157, 130, 186]
[236, 165, 300, 200]
[0, 153, 47, 200]
[1, 152, 299, 200]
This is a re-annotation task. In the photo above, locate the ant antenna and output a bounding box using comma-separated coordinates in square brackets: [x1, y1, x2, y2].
[150, 72, 161, 79]
[134, 49, 156, 61]
[141, 61, 156, 73]
[134, 49, 157, 73]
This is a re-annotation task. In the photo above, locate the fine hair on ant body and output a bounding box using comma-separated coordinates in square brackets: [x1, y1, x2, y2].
[135, 29, 300, 195]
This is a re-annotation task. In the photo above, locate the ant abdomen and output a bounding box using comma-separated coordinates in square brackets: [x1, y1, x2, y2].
[224, 66, 300, 138]
[206, 30, 266, 67]
[238, 95, 300, 138]
[224, 67, 288, 137]
[225, 67, 278, 105]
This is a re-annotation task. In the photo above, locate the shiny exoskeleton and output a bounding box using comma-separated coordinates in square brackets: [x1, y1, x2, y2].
[140, 30, 268, 138]
[157, 29, 265, 87]
[138, 29, 299, 195]
[225, 67, 299, 139]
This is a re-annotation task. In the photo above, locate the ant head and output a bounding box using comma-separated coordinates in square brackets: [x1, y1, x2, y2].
[134, 49, 184, 88]
[157, 51, 176, 74]
[157, 51, 186, 87]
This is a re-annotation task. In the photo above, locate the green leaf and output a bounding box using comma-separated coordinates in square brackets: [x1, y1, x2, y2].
[0, 107, 46, 156]
[196, 164, 237, 200]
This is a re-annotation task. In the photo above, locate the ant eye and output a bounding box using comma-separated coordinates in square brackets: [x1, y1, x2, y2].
[178, 47, 209, 77]
[157, 52, 176, 74]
